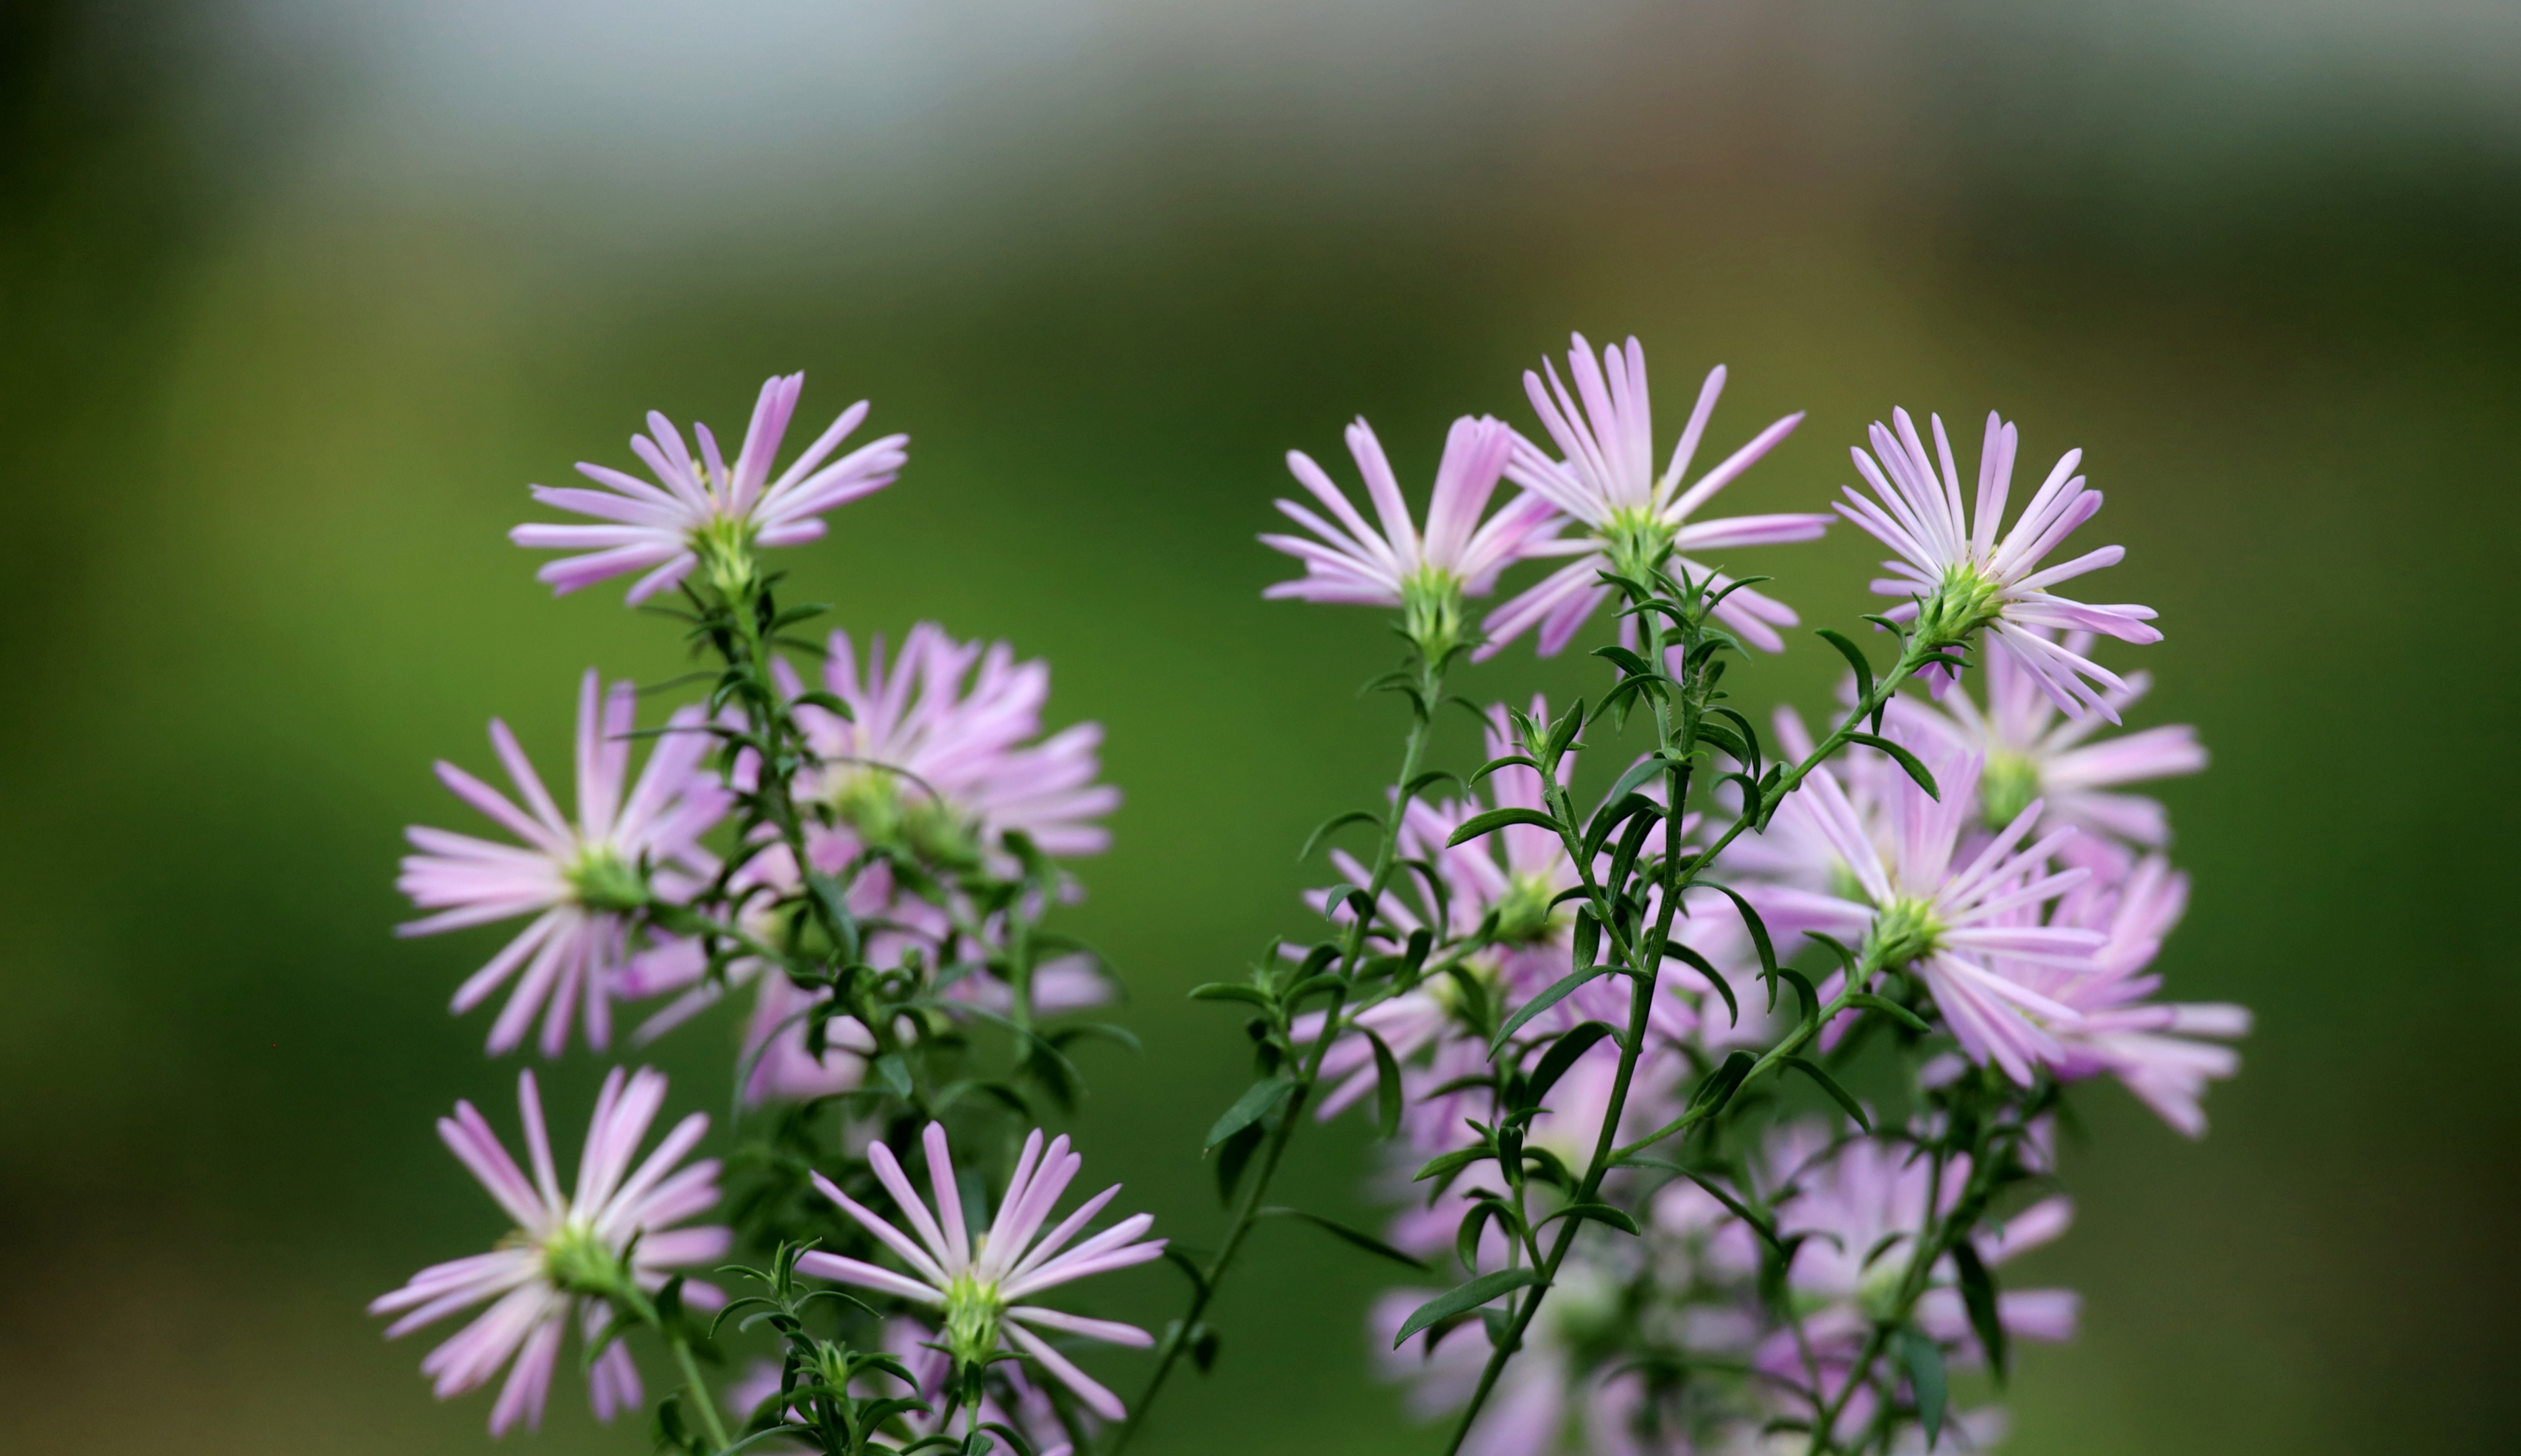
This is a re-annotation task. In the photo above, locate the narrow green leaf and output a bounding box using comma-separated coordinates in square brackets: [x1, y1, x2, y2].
[1664, 940, 1740, 1029]
[1898, 1325, 1948, 1447]
[1413, 1145, 1491, 1184]
[1259, 1207, 1431, 1271]
[1404, 769, 1464, 800]
[1160, 1248, 1210, 1301]
[1537, 1201, 1642, 1236]
[1848, 732, 1941, 801]
[1365, 1028, 1404, 1139]
[872, 1052, 914, 1099]
[1469, 753, 1541, 786]
[1951, 1238, 2009, 1385]
[1695, 719, 1751, 765]
[1813, 628, 1875, 709]
[1781, 1056, 1871, 1132]
[1392, 1269, 1549, 1347]
[1688, 1049, 1758, 1114]
[1214, 1121, 1265, 1204]
[1682, 1171, 1784, 1251]
[1591, 644, 1654, 675]
[1601, 754, 1675, 813]
[1543, 698, 1587, 764]
[1188, 983, 1276, 1008]
[1524, 1022, 1615, 1109]
[1847, 992, 1931, 1033]
[1205, 1076, 1297, 1149]
[1299, 810, 1380, 863]
[1487, 964, 1615, 1058]
[1447, 806, 1563, 847]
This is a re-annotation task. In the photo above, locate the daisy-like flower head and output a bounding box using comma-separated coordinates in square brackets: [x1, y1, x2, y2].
[1891, 628, 2205, 849]
[1995, 853, 2249, 1137]
[513, 373, 908, 603]
[1837, 408, 2160, 720]
[1482, 334, 1828, 658]
[1754, 1123, 2076, 1444]
[400, 670, 728, 1056]
[1261, 413, 1553, 659]
[800, 1124, 1164, 1421]
[369, 1067, 730, 1436]
[791, 624, 1117, 875]
[1746, 738, 2102, 1085]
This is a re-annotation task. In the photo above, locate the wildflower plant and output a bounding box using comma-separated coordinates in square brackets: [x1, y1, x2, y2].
[374, 340, 2241, 1456]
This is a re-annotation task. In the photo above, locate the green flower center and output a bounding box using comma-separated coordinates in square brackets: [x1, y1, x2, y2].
[1980, 749, 2041, 830]
[1399, 566, 1469, 662]
[828, 768, 984, 871]
[690, 513, 762, 600]
[1488, 872, 1564, 947]
[567, 847, 651, 914]
[1601, 507, 1675, 585]
[537, 1220, 634, 1300]
[1863, 894, 1943, 971]
[941, 1269, 1004, 1369]
[1912, 562, 2006, 651]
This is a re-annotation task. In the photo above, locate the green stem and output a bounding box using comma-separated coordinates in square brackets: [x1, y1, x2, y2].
[1110, 655, 1446, 1454]
[672, 1331, 733, 1453]
[1441, 611, 1936, 1453]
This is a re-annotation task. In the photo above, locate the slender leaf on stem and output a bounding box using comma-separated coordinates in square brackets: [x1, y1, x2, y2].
[1206, 1076, 1297, 1149]
[1524, 1022, 1616, 1110]
[1488, 963, 1616, 1057]
[1257, 1207, 1431, 1271]
[1782, 1056, 1870, 1131]
[1665, 940, 1740, 1027]
[1446, 807, 1563, 847]
[1848, 732, 1941, 801]
[1898, 1325, 1949, 1447]
[1536, 1201, 1641, 1236]
[1951, 1238, 2009, 1385]
[1847, 992, 1932, 1033]
[1392, 1269, 1550, 1347]
[1365, 1028, 1404, 1139]
[1188, 983, 1276, 1008]
[1299, 810, 1381, 863]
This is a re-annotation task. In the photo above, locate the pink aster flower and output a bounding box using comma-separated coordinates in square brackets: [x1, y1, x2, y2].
[400, 670, 727, 1056]
[1890, 628, 2205, 850]
[799, 1124, 1164, 1421]
[1837, 408, 2160, 720]
[1482, 335, 1827, 657]
[1755, 1124, 2076, 1442]
[369, 1067, 729, 1436]
[512, 373, 908, 603]
[1994, 854, 2249, 1136]
[1261, 414, 1555, 651]
[790, 624, 1118, 869]
[1746, 739, 2101, 1085]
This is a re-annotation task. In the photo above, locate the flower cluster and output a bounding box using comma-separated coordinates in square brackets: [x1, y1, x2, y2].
[371, 337, 2242, 1456]
[379, 375, 1156, 1449]
[1244, 336, 2242, 1454]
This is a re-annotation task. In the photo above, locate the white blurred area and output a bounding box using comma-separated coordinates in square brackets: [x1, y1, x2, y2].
[200, 0, 2521, 245]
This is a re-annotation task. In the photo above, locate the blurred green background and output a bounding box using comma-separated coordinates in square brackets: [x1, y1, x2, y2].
[3, 1, 2516, 1452]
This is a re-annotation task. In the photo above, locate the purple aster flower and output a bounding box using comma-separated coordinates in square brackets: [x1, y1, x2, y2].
[400, 671, 728, 1056]
[790, 624, 1118, 871]
[369, 1067, 729, 1436]
[1994, 853, 2249, 1136]
[512, 373, 908, 603]
[1755, 1124, 2076, 1443]
[798, 1124, 1164, 1421]
[1890, 628, 2205, 849]
[1837, 408, 2160, 720]
[1261, 413, 1555, 655]
[1481, 335, 1827, 657]
[1746, 737, 2101, 1085]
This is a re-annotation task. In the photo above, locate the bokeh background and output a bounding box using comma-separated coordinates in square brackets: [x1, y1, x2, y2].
[3, 1, 2517, 1452]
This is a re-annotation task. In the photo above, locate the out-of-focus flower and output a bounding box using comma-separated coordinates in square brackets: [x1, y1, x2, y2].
[1890, 628, 2204, 850]
[1755, 1124, 2075, 1442]
[791, 624, 1117, 872]
[1483, 335, 1827, 657]
[1837, 409, 2159, 719]
[799, 1124, 1163, 1420]
[400, 671, 726, 1056]
[1747, 740, 2100, 1085]
[513, 373, 907, 603]
[369, 1068, 728, 1435]
[2000, 854, 2249, 1136]
[1262, 414, 1553, 656]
